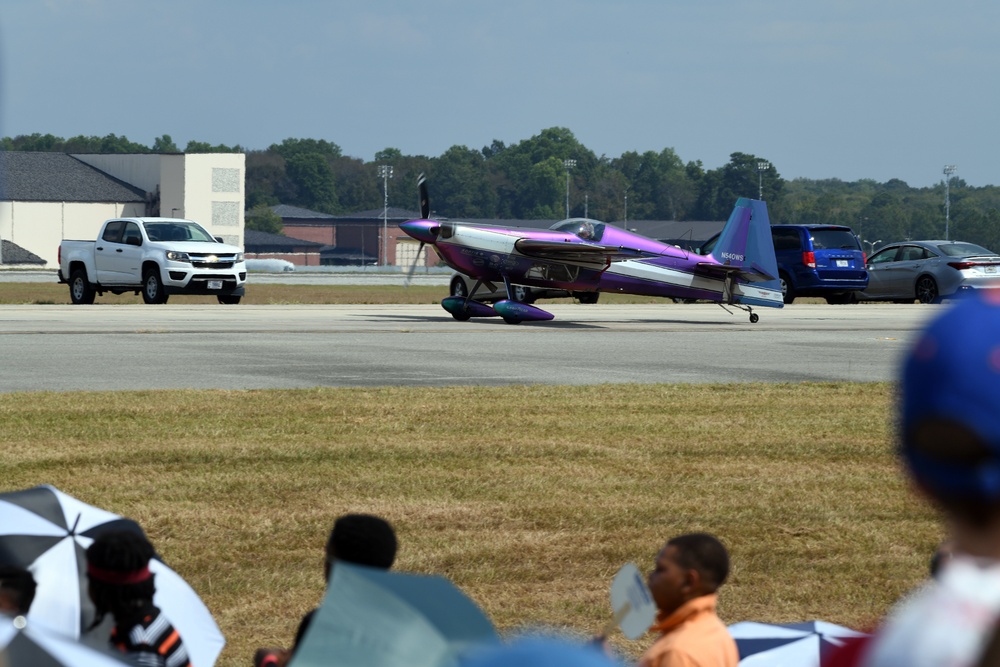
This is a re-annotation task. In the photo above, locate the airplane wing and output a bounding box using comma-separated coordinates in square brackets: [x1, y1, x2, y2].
[695, 261, 776, 282]
[514, 239, 653, 264]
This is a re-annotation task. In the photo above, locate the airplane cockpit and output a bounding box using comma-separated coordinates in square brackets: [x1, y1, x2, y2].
[550, 218, 606, 243]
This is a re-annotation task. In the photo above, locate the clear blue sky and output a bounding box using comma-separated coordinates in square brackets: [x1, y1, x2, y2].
[2, 0, 996, 188]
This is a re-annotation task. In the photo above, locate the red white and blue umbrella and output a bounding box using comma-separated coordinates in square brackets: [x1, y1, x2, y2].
[0, 485, 225, 667]
[728, 620, 869, 667]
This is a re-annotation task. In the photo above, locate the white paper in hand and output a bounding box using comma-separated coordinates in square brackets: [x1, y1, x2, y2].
[609, 562, 657, 640]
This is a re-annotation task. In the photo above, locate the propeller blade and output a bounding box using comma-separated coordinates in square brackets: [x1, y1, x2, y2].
[418, 173, 430, 219]
[403, 242, 425, 287]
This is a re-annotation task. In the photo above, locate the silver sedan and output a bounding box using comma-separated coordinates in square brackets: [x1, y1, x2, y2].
[858, 240, 1000, 303]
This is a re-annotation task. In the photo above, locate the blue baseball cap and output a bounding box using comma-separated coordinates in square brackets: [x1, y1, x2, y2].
[901, 292, 1000, 500]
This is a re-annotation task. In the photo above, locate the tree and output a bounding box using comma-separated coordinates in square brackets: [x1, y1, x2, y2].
[285, 153, 338, 213]
[185, 140, 241, 153]
[270, 138, 342, 160]
[152, 135, 179, 153]
[244, 204, 284, 234]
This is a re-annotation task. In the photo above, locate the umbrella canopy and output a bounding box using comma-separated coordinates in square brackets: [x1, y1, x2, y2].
[0, 614, 130, 667]
[0, 485, 225, 667]
[289, 562, 500, 667]
[728, 621, 869, 667]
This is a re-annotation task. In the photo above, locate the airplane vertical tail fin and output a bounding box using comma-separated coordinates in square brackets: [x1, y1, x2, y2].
[708, 198, 783, 306]
[709, 198, 779, 282]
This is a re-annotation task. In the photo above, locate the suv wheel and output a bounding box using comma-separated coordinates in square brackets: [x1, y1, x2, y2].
[779, 272, 795, 304]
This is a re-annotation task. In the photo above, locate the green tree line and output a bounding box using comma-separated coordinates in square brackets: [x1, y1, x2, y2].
[5, 129, 1000, 251]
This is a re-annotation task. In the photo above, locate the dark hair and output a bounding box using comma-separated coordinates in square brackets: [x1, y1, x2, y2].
[85, 530, 156, 628]
[667, 533, 730, 593]
[326, 514, 397, 569]
[0, 564, 37, 614]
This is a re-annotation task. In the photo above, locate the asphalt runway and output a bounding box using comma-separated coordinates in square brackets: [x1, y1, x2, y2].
[0, 303, 937, 392]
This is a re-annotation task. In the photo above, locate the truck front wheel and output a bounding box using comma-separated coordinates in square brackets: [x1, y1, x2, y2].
[69, 268, 96, 305]
[142, 267, 169, 304]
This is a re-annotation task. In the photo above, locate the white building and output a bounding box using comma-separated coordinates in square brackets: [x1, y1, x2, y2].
[0, 152, 245, 268]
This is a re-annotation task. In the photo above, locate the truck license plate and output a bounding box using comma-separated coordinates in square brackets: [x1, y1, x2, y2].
[207, 280, 223, 290]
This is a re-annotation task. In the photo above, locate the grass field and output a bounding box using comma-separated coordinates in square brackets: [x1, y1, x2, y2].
[0, 282, 931, 665]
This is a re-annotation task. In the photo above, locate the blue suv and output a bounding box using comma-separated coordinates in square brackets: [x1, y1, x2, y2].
[698, 224, 868, 303]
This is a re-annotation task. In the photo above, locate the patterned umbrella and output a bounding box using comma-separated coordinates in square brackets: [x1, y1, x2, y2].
[728, 620, 869, 667]
[0, 614, 130, 667]
[0, 485, 225, 667]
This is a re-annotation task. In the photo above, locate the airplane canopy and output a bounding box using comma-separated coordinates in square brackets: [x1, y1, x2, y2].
[549, 218, 606, 243]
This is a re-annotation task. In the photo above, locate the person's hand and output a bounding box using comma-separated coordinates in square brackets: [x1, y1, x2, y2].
[253, 647, 290, 667]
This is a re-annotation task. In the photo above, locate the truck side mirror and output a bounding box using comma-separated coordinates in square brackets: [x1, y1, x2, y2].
[125, 236, 142, 247]
[214, 236, 224, 243]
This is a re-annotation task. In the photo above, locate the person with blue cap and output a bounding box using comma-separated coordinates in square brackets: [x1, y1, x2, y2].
[861, 292, 1000, 667]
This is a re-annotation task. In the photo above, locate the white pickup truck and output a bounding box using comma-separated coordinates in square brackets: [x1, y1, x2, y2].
[58, 217, 247, 304]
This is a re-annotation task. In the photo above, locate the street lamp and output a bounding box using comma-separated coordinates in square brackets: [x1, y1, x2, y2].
[756, 161, 770, 200]
[378, 165, 393, 266]
[943, 164, 957, 241]
[563, 159, 576, 219]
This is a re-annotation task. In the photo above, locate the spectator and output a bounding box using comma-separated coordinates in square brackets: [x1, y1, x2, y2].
[86, 529, 191, 667]
[861, 293, 1000, 667]
[254, 513, 398, 667]
[0, 564, 36, 616]
[638, 533, 738, 667]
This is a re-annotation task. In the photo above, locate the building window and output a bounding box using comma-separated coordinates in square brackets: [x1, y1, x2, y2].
[212, 168, 241, 193]
[213, 201, 240, 226]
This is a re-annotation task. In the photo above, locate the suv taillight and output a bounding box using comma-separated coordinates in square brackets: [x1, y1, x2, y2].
[802, 251, 816, 268]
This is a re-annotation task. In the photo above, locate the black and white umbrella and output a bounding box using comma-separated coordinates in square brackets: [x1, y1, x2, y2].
[0, 485, 225, 667]
[0, 614, 129, 667]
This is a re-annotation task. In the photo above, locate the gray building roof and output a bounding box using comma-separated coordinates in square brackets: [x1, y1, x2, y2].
[0, 239, 46, 265]
[271, 204, 337, 220]
[0, 152, 146, 202]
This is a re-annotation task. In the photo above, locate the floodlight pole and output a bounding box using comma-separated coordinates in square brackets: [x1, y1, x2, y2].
[943, 164, 956, 241]
[378, 165, 393, 266]
[563, 159, 576, 219]
[757, 161, 770, 200]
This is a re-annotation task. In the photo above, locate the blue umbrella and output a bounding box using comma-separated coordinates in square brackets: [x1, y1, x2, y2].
[728, 620, 869, 667]
[289, 562, 499, 667]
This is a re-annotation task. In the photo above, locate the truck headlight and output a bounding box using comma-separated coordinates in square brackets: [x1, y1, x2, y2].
[166, 251, 191, 262]
[235, 252, 245, 262]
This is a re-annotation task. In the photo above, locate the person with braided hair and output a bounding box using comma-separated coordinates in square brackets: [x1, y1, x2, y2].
[86, 529, 191, 667]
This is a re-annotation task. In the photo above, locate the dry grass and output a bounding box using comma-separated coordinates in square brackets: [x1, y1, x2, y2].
[0, 383, 939, 665]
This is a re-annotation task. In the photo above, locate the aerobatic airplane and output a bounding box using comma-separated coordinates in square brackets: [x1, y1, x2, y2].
[399, 176, 783, 324]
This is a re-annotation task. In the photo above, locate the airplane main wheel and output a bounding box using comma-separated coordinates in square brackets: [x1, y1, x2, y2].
[451, 310, 471, 322]
[450, 277, 468, 298]
[501, 316, 522, 324]
[750, 313, 759, 323]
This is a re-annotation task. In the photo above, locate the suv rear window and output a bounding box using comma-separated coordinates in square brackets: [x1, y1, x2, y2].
[810, 229, 860, 250]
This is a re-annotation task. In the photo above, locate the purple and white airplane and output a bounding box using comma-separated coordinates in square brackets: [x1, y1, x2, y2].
[399, 176, 783, 324]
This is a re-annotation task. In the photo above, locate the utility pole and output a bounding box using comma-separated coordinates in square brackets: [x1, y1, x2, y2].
[943, 164, 957, 241]
[757, 161, 770, 200]
[563, 159, 576, 219]
[378, 165, 393, 266]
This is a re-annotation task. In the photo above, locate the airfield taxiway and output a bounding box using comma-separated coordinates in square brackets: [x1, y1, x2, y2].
[0, 303, 936, 392]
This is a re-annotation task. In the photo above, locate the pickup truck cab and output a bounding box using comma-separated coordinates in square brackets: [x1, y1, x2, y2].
[58, 217, 247, 304]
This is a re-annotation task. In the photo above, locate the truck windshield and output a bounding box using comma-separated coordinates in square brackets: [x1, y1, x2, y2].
[145, 222, 216, 243]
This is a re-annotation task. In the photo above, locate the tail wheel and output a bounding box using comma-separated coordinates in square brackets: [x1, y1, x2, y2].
[915, 276, 939, 304]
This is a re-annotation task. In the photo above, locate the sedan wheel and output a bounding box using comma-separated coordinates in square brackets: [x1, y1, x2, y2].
[915, 276, 939, 304]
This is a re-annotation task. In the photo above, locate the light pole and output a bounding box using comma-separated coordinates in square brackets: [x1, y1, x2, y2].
[756, 161, 770, 200]
[378, 165, 393, 266]
[943, 164, 957, 241]
[563, 159, 576, 219]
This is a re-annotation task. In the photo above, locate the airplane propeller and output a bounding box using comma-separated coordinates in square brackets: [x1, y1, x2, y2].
[403, 173, 435, 287]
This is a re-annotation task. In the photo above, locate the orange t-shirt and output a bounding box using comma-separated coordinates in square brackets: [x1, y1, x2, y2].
[637, 594, 739, 667]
